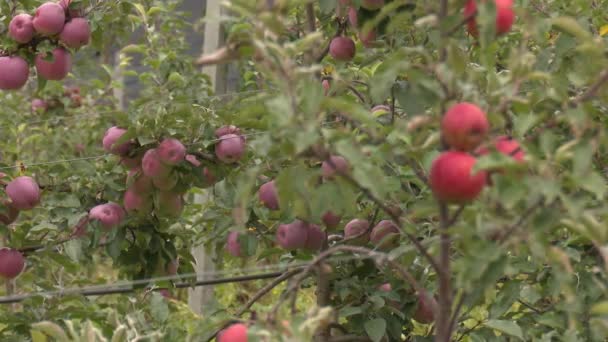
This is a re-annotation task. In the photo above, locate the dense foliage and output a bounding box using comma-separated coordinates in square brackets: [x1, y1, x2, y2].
[2, 0, 608, 341]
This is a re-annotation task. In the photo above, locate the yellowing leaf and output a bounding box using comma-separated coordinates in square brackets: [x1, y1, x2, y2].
[600, 25, 608, 37]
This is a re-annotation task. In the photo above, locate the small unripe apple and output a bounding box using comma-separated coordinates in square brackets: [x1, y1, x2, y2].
[103, 126, 132, 156]
[258, 180, 279, 210]
[156, 191, 184, 218]
[215, 125, 242, 138]
[157, 138, 186, 165]
[464, 0, 515, 37]
[329, 37, 356, 61]
[361, 0, 384, 10]
[31, 99, 48, 113]
[218, 323, 248, 342]
[227, 231, 244, 257]
[89, 203, 125, 229]
[276, 220, 309, 250]
[0, 56, 29, 90]
[33, 2, 66, 36]
[142, 149, 170, 178]
[370, 220, 400, 250]
[429, 151, 486, 203]
[442, 102, 489, 151]
[123, 187, 152, 214]
[304, 224, 326, 251]
[59, 18, 91, 48]
[322, 155, 350, 179]
[344, 218, 370, 245]
[413, 292, 437, 324]
[6, 176, 40, 210]
[9, 14, 35, 43]
[35, 47, 72, 81]
[0, 248, 25, 279]
[0, 201, 19, 225]
[322, 211, 342, 229]
[215, 134, 246, 163]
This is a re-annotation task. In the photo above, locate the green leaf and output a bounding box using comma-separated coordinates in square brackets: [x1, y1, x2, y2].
[591, 301, 608, 315]
[31, 322, 70, 342]
[484, 319, 524, 340]
[364, 318, 386, 342]
[551, 17, 592, 41]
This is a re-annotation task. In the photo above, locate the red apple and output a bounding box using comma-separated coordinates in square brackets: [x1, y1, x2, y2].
[31, 99, 48, 113]
[185, 154, 201, 167]
[9, 14, 35, 43]
[359, 29, 377, 48]
[442, 102, 489, 151]
[476, 135, 524, 162]
[166, 258, 179, 275]
[156, 191, 184, 218]
[413, 291, 437, 324]
[329, 37, 356, 61]
[464, 0, 515, 37]
[58, 0, 83, 17]
[0, 56, 29, 90]
[322, 211, 342, 229]
[378, 283, 400, 309]
[89, 203, 125, 229]
[429, 151, 486, 203]
[59, 18, 91, 48]
[127, 168, 154, 193]
[227, 231, 244, 257]
[152, 174, 178, 191]
[276, 220, 309, 250]
[33, 2, 66, 36]
[215, 134, 246, 163]
[348, 7, 358, 28]
[322, 79, 330, 96]
[157, 138, 186, 165]
[258, 180, 279, 210]
[123, 187, 152, 214]
[215, 125, 242, 138]
[0, 248, 25, 279]
[304, 224, 326, 251]
[103, 126, 132, 156]
[344, 218, 370, 245]
[35, 47, 72, 81]
[142, 149, 170, 178]
[322, 155, 350, 179]
[5, 176, 40, 210]
[370, 220, 400, 250]
[218, 323, 248, 342]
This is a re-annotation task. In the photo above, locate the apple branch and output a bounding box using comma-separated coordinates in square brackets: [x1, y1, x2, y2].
[435, 202, 453, 342]
[570, 68, 608, 106]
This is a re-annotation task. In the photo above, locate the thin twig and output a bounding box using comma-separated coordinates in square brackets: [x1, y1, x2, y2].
[570, 68, 608, 106]
[497, 198, 546, 244]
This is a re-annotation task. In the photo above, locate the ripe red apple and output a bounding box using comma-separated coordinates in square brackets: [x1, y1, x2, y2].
[156, 191, 184, 218]
[89, 203, 125, 229]
[59, 18, 90, 48]
[157, 138, 186, 165]
[276, 220, 309, 250]
[429, 151, 486, 203]
[476, 135, 525, 162]
[33, 2, 66, 36]
[5, 176, 40, 210]
[35, 47, 72, 81]
[142, 149, 170, 178]
[442, 102, 489, 151]
[185, 154, 201, 167]
[0, 248, 25, 279]
[344, 218, 370, 245]
[361, 0, 384, 10]
[215, 134, 246, 163]
[58, 0, 83, 17]
[329, 37, 356, 61]
[322, 155, 350, 179]
[322, 79, 330, 96]
[227, 231, 244, 257]
[9, 14, 35, 43]
[348, 7, 358, 27]
[215, 125, 242, 138]
[413, 292, 437, 324]
[127, 168, 154, 193]
[0, 56, 29, 90]
[218, 323, 248, 342]
[304, 224, 326, 251]
[258, 180, 279, 210]
[121, 153, 143, 169]
[152, 174, 178, 191]
[464, 0, 515, 37]
[370, 220, 400, 250]
[31, 99, 48, 113]
[103, 126, 132, 156]
[322, 211, 342, 229]
[0, 201, 19, 225]
[123, 187, 152, 214]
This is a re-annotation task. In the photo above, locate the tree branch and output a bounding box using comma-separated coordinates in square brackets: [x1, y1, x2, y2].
[436, 202, 453, 342]
[570, 68, 608, 106]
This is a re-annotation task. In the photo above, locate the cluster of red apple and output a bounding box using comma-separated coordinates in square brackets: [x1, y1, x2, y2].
[0, 174, 42, 280]
[84, 125, 249, 231]
[430, 102, 524, 203]
[31, 85, 83, 113]
[0, 0, 90, 90]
